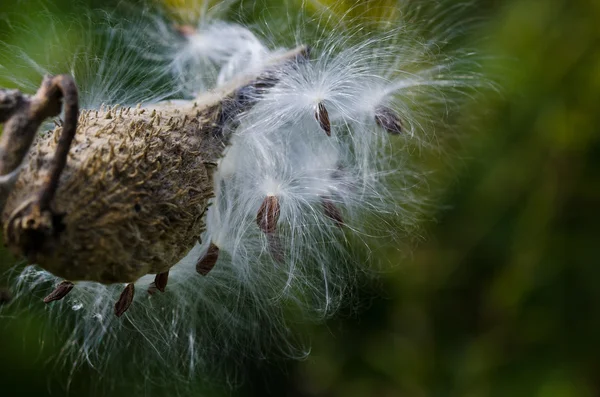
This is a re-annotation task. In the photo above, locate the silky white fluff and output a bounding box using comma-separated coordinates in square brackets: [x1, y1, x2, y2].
[0, 0, 487, 391]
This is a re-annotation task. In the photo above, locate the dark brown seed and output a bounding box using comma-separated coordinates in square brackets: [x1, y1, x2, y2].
[322, 197, 344, 227]
[114, 283, 135, 317]
[43, 280, 74, 303]
[256, 195, 281, 234]
[196, 243, 219, 276]
[154, 271, 169, 293]
[315, 102, 331, 136]
[374, 105, 402, 135]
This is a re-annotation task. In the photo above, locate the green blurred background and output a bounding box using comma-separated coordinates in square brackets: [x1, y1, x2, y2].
[1, 0, 599, 395]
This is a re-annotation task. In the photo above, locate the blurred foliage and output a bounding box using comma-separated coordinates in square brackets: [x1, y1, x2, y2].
[1, 0, 599, 396]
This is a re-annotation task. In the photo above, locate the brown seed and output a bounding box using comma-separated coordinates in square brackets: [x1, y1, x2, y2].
[256, 195, 281, 234]
[315, 102, 331, 136]
[43, 280, 74, 303]
[154, 271, 169, 293]
[196, 243, 219, 276]
[321, 197, 344, 227]
[374, 105, 402, 135]
[174, 24, 197, 37]
[114, 283, 135, 317]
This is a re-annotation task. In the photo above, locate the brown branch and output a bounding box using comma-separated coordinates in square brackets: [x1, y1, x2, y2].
[0, 75, 79, 260]
[0, 76, 78, 215]
[33, 75, 79, 211]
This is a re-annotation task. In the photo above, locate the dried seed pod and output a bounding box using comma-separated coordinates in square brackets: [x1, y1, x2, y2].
[321, 197, 344, 227]
[43, 280, 74, 303]
[153, 271, 169, 293]
[315, 102, 331, 136]
[0, 46, 308, 289]
[114, 283, 135, 317]
[374, 105, 403, 135]
[2, 95, 216, 284]
[196, 242, 219, 276]
[256, 195, 280, 234]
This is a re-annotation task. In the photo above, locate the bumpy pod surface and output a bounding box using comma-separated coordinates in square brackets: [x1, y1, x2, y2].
[3, 103, 221, 283]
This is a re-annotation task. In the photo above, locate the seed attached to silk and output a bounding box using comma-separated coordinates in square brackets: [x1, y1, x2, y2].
[43, 280, 74, 303]
[114, 283, 135, 317]
[315, 102, 331, 136]
[196, 242, 219, 276]
[374, 105, 403, 135]
[154, 271, 169, 293]
[256, 195, 281, 234]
